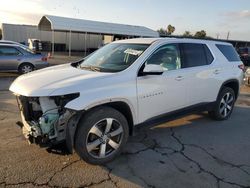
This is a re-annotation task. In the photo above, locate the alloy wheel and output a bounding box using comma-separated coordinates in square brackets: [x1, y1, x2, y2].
[219, 92, 234, 118]
[21, 65, 33, 73]
[86, 118, 124, 159]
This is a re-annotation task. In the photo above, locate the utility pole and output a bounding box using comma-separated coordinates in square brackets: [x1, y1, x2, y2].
[216, 33, 220, 39]
[226, 31, 230, 40]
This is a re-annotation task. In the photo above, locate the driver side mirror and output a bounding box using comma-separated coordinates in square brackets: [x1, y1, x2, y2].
[142, 64, 164, 75]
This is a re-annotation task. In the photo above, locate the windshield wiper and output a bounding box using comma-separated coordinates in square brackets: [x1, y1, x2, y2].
[80, 65, 101, 72]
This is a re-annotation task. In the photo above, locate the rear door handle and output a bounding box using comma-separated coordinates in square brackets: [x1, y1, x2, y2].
[175, 76, 184, 81]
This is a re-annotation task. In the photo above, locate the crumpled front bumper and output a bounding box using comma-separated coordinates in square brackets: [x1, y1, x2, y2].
[17, 97, 50, 145]
[16, 95, 81, 148]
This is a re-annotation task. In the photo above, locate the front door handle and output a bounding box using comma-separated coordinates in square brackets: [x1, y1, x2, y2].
[213, 69, 221, 74]
[175, 76, 184, 81]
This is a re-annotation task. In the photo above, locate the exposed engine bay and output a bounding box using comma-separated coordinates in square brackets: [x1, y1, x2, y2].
[17, 93, 80, 146]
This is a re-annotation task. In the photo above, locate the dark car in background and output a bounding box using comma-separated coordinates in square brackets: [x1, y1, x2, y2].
[238, 47, 250, 66]
[0, 44, 49, 74]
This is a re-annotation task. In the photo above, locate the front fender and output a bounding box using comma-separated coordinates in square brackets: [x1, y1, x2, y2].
[65, 96, 138, 124]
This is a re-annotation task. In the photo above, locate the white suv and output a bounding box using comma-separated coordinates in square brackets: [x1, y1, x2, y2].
[10, 38, 244, 164]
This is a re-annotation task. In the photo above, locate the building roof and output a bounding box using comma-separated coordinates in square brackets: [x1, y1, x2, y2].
[38, 15, 159, 37]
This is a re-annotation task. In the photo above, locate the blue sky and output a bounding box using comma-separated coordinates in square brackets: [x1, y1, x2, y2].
[1, 0, 250, 40]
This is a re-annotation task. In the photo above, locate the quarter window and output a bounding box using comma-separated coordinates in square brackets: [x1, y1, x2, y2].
[146, 44, 181, 71]
[216, 44, 241, 62]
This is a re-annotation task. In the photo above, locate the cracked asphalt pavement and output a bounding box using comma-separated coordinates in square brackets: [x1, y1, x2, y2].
[0, 76, 250, 188]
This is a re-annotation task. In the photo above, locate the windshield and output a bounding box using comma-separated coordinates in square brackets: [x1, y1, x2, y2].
[79, 43, 149, 72]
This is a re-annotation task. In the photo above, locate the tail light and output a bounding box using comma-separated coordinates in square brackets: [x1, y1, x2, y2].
[41, 57, 47, 61]
[238, 64, 246, 72]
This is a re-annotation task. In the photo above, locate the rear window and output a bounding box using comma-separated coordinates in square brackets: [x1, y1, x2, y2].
[216, 44, 240, 62]
[181, 43, 212, 68]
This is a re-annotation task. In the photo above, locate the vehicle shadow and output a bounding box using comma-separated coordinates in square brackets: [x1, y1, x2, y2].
[46, 142, 71, 155]
[101, 105, 250, 187]
[36, 105, 250, 187]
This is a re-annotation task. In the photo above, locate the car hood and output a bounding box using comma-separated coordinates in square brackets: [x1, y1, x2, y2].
[9, 63, 113, 96]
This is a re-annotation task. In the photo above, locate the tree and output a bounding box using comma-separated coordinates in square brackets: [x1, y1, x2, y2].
[157, 28, 167, 35]
[194, 30, 206, 38]
[182, 31, 192, 37]
[167, 24, 175, 35]
[157, 24, 175, 35]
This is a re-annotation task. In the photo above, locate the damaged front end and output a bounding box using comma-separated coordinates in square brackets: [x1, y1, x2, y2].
[16, 93, 81, 149]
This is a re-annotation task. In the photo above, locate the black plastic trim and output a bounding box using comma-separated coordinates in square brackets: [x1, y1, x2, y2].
[218, 79, 240, 100]
[135, 102, 215, 129]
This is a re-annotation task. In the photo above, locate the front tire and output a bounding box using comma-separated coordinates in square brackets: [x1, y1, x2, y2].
[75, 106, 129, 165]
[209, 87, 235, 120]
[18, 63, 34, 74]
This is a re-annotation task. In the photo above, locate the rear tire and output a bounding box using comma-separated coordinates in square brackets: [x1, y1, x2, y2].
[18, 63, 34, 74]
[209, 87, 235, 120]
[75, 106, 129, 165]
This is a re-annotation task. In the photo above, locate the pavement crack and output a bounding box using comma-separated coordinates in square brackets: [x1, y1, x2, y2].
[133, 129, 148, 142]
[85, 178, 115, 188]
[186, 143, 250, 176]
[122, 146, 152, 155]
[170, 128, 250, 188]
[41, 158, 81, 187]
[165, 154, 187, 173]
[101, 165, 118, 188]
[0, 116, 6, 121]
[170, 128, 185, 152]
[1, 181, 56, 187]
[122, 132, 158, 156]
[125, 156, 156, 188]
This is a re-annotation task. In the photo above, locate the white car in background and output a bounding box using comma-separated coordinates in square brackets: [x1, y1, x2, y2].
[10, 38, 244, 164]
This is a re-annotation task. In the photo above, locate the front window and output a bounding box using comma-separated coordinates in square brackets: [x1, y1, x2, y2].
[146, 44, 181, 71]
[80, 43, 149, 72]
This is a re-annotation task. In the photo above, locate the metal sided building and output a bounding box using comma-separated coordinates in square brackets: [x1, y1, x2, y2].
[38, 15, 159, 56]
[1, 23, 103, 52]
[2, 15, 159, 56]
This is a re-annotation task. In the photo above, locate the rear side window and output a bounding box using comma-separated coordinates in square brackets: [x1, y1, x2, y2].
[181, 43, 212, 68]
[216, 44, 240, 62]
[0, 46, 22, 56]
